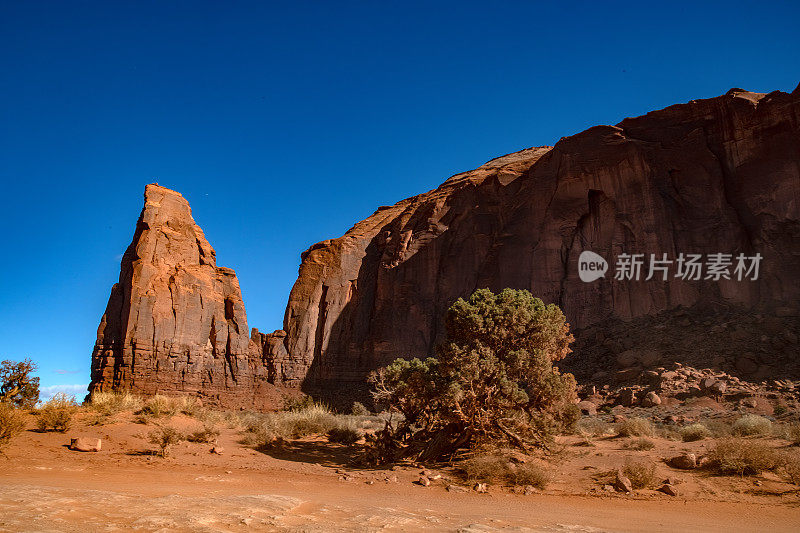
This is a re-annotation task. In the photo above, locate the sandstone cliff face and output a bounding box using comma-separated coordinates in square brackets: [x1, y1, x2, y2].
[89, 184, 288, 408]
[285, 87, 800, 393]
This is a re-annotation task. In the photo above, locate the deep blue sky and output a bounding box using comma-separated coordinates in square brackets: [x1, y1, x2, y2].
[1, 1, 798, 397]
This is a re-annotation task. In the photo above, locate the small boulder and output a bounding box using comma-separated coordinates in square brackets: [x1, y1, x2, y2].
[616, 350, 639, 368]
[617, 388, 637, 407]
[70, 437, 101, 452]
[741, 397, 758, 408]
[641, 391, 662, 407]
[576, 400, 597, 416]
[657, 483, 678, 496]
[668, 453, 697, 470]
[417, 476, 431, 487]
[473, 482, 488, 493]
[614, 472, 633, 493]
[210, 446, 224, 455]
[446, 484, 468, 493]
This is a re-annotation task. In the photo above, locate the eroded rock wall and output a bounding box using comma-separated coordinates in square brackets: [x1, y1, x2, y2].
[89, 184, 288, 408]
[285, 87, 800, 393]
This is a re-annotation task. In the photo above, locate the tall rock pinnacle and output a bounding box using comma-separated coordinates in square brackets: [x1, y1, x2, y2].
[89, 184, 287, 407]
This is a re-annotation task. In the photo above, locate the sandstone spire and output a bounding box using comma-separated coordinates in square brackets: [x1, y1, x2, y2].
[89, 184, 285, 407]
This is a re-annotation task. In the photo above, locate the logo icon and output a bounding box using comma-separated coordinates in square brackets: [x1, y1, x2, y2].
[578, 251, 608, 282]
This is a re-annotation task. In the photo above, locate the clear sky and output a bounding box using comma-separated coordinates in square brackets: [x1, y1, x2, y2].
[1, 1, 798, 398]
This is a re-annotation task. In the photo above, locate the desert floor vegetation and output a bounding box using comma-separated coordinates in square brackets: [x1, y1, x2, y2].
[36, 393, 78, 433]
[0, 402, 26, 453]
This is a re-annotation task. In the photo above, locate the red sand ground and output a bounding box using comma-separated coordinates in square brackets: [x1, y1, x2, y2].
[2, 411, 799, 532]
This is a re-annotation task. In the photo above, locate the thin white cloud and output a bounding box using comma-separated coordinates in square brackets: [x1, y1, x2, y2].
[39, 384, 89, 401]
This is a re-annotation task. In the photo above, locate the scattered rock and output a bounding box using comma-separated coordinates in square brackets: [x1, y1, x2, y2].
[69, 437, 101, 452]
[473, 483, 488, 493]
[446, 484, 468, 493]
[417, 476, 431, 487]
[668, 454, 697, 470]
[614, 472, 633, 493]
[210, 446, 224, 455]
[577, 400, 597, 416]
[658, 484, 678, 496]
[741, 397, 758, 408]
[641, 391, 662, 407]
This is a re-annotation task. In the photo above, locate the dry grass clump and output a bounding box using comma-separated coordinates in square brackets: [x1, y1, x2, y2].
[88, 391, 143, 415]
[351, 401, 370, 416]
[137, 395, 200, 418]
[785, 423, 800, 446]
[707, 438, 780, 476]
[624, 437, 655, 451]
[186, 424, 220, 444]
[783, 452, 800, 485]
[458, 452, 550, 489]
[148, 425, 184, 457]
[616, 417, 654, 437]
[240, 402, 349, 447]
[577, 417, 612, 437]
[0, 403, 26, 452]
[36, 393, 78, 433]
[327, 421, 361, 445]
[622, 459, 657, 489]
[731, 415, 772, 437]
[681, 423, 711, 442]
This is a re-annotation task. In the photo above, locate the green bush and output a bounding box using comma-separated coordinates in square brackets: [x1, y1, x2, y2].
[616, 417, 654, 437]
[681, 423, 711, 442]
[0, 359, 40, 408]
[0, 403, 26, 452]
[708, 439, 780, 476]
[36, 393, 78, 433]
[732, 415, 772, 437]
[368, 288, 577, 462]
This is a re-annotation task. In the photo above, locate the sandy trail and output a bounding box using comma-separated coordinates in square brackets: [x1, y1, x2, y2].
[2, 465, 799, 532]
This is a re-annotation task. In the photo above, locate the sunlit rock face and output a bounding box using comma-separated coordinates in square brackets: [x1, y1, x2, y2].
[283, 87, 800, 394]
[89, 184, 288, 408]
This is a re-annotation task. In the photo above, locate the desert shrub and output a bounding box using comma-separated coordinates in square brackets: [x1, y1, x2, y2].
[622, 459, 657, 489]
[732, 415, 772, 437]
[773, 404, 788, 417]
[681, 423, 711, 442]
[616, 417, 654, 437]
[148, 425, 184, 457]
[0, 403, 26, 452]
[624, 437, 655, 451]
[36, 393, 78, 433]
[577, 417, 612, 437]
[283, 395, 315, 411]
[784, 452, 800, 485]
[186, 424, 220, 443]
[0, 359, 39, 408]
[239, 403, 341, 447]
[351, 401, 369, 416]
[458, 452, 549, 488]
[368, 289, 577, 463]
[708, 438, 780, 476]
[88, 391, 143, 415]
[786, 423, 800, 446]
[138, 395, 178, 418]
[702, 418, 732, 438]
[327, 420, 361, 445]
[511, 463, 550, 489]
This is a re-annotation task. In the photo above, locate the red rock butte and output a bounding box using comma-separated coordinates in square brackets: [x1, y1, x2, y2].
[90, 86, 800, 408]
